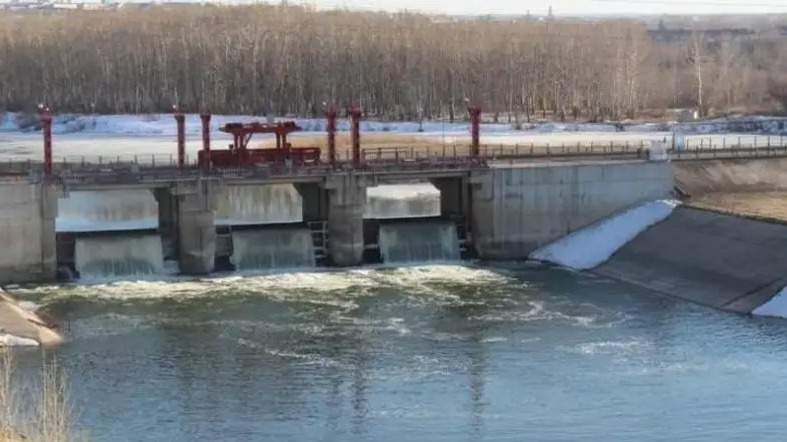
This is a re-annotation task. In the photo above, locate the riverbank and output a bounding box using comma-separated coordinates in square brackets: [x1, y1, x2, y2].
[0, 290, 61, 347]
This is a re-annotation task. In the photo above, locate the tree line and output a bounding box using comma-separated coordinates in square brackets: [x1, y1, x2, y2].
[0, 5, 784, 121]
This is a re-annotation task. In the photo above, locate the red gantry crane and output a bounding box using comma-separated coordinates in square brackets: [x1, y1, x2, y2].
[198, 120, 321, 169]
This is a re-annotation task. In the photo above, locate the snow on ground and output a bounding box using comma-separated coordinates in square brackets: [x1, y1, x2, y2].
[0, 112, 513, 136]
[752, 287, 787, 318]
[1, 111, 784, 137]
[530, 200, 680, 270]
[0, 333, 40, 347]
[0, 112, 784, 163]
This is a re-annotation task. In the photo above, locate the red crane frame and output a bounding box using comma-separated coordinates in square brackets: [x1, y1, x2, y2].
[198, 120, 321, 168]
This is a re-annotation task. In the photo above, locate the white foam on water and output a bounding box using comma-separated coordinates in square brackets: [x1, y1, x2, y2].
[10, 265, 519, 342]
[530, 199, 680, 270]
[752, 287, 787, 318]
[236, 340, 340, 367]
[469, 300, 601, 327]
[481, 336, 508, 343]
[569, 339, 651, 356]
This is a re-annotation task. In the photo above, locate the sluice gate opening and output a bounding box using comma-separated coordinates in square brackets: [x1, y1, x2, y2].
[56, 190, 163, 280]
[74, 232, 164, 280]
[215, 183, 325, 272]
[378, 219, 461, 264]
[362, 181, 471, 264]
[230, 226, 316, 271]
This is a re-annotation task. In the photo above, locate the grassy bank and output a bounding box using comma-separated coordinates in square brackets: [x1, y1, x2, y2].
[0, 350, 79, 442]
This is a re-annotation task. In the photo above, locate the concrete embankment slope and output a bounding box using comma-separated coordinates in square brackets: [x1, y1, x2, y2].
[594, 207, 787, 313]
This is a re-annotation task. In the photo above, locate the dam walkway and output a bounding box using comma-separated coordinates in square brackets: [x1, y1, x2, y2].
[2, 142, 786, 190]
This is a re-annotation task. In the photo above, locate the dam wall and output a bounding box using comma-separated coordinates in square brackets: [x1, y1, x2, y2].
[0, 181, 59, 283]
[471, 160, 674, 259]
[0, 159, 675, 282]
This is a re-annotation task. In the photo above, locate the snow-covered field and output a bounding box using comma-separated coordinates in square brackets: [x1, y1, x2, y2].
[530, 200, 680, 270]
[0, 112, 784, 162]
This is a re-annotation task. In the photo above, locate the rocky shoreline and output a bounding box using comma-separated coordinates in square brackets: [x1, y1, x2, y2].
[0, 289, 61, 347]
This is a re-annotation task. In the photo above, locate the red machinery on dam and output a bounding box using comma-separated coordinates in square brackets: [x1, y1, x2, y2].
[201, 121, 321, 168]
[179, 105, 370, 171]
[172, 105, 478, 172]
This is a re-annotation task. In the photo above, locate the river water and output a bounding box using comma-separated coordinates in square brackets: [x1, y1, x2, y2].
[9, 262, 787, 441]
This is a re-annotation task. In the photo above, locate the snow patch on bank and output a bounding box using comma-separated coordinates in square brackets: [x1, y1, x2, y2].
[752, 287, 787, 319]
[530, 200, 680, 270]
[2, 112, 783, 137]
[0, 334, 40, 347]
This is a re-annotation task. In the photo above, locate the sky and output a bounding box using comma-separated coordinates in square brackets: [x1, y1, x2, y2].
[304, 0, 787, 16]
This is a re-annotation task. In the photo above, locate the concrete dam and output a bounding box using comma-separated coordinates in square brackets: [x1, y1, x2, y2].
[0, 157, 672, 280]
[4, 149, 787, 318]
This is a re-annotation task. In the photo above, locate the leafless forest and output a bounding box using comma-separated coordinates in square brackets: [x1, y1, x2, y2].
[0, 5, 785, 121]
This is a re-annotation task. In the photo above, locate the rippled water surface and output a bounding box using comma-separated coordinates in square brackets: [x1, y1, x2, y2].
[11, 263, 787, 441]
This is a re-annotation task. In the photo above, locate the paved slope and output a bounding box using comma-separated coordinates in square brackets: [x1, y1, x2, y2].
[594, 207, 787, 313]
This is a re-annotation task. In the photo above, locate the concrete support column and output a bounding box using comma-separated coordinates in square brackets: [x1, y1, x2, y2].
[430, 177, 469, 219]
[39, 183, 60, 280]
[154, 188, 178, 260]
[165, 179, 221, 275]
[0, 181, 60, 284]
[295, 183, 329, 223]
[325, 174, 367, 266]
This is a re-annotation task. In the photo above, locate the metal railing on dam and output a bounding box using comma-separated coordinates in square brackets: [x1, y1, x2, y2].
[2, 141, 786, 188]
[669, 145, 787, 161]
[0, 143, 655, 185]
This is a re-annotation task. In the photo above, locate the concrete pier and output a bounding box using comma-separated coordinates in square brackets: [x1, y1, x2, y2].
[470, 160, 674, 259]
[430, 177, 470, 219]
[0, 181, 60, 283]
[170, 180, 221, 275]
[325, 174, 367, 266]
[155, 188, 179, 260]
